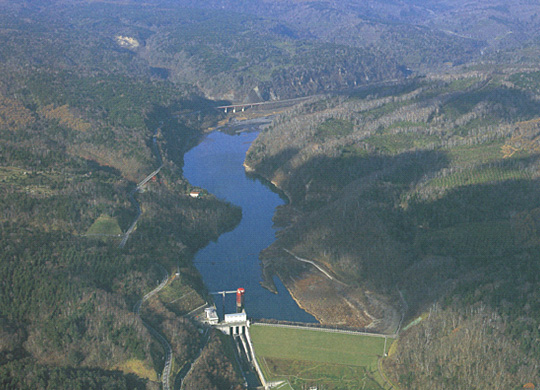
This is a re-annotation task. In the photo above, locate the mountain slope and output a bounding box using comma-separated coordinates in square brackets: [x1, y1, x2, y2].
[246, 71, 540, 386]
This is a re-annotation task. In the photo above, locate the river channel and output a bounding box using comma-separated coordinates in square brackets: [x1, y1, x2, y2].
[183, 127, 316, 323]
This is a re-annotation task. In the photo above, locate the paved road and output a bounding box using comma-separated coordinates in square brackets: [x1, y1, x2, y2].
[121, 125, 175, 389]
[378, 356, 399, 390]
[119, 164, 163, 248]
[133, 265, 169, 314]
[179, 329, 210, 390]
[146, 321, 173, 390]
[283, 248, 346, 285]
[136, 164, 163, 190]
[119, 125, 163, 249]
[119, 190, 141, 248]
[252, 321, 396, 339]
[133, 265, 172, 390]
[396, 290, 408, 335]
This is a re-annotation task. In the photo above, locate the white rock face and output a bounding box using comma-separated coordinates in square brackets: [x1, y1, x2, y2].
[115, 35, 139, 49]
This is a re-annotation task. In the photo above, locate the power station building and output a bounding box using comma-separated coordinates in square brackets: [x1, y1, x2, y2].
[203, 287, 250, 335]
[203, 288, 267, 389]
[224, 312, 247, 324]
[204, 307, 219, 325]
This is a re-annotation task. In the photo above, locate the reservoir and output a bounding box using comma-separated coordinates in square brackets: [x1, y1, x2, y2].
[183, 128, 316, 322]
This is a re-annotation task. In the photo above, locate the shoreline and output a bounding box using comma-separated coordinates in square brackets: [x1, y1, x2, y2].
[278, 273, 326, 325]
[244, 153, 330, 325]
[185, 125, 315, 322]
[243, 160, 292, 206]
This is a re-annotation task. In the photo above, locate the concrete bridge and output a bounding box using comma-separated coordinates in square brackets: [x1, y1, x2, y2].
[217, 103, 262, 113]
[216, 96, 317, 113]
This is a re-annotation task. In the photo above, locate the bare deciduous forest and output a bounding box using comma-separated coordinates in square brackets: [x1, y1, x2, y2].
[1, 0, 540, 389]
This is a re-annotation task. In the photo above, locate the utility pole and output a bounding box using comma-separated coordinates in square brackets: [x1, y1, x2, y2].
[221, 291, 226, 318]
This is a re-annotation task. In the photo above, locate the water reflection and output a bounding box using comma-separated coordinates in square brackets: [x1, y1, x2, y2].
[183, 130, 316, 322]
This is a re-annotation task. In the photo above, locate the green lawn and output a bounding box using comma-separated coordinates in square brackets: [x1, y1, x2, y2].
[250, 325, 393, 390]
[86, 214, 122, 236]
[259, 358, 382, 390]
[156, 278, 205, 316]
[250, 326, 387, 367]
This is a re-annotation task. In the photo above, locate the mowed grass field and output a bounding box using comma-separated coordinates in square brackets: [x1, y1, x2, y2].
[250, 325, 393, 390]
[86, 214, 122, 236]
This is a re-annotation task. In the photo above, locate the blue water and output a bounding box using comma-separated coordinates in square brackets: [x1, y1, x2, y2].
[183, 130, 316, 322]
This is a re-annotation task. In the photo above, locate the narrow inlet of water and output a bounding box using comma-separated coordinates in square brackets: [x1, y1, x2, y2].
[183, 130, 316, 322]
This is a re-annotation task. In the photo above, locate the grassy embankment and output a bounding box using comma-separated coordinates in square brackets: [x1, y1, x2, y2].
[250, 325, 394, 390]
[86, 214, 123, 237]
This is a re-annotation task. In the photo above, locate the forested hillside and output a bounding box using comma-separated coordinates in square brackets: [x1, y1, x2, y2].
[171, 0, 540, 69]
[0, 63, 245, 390]
[247, 71, 540, 388]
[0, 2, 246, 389]
[0, 0, 408, 104]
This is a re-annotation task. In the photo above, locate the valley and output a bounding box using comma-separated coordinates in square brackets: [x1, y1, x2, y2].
[0, 1, 540, 389]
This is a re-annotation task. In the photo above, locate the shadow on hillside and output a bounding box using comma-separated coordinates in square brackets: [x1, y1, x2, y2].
[246, 146, 300, 181]
[277, 148, 450, 205]
[264, 146, 540, 319]
[264, 148, 450, 291]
